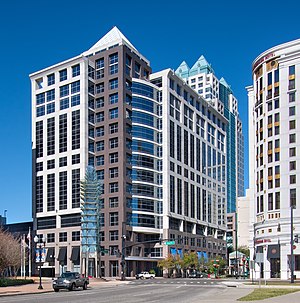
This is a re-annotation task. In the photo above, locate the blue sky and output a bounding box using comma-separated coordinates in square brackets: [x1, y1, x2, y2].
[1, 0, 299, 223]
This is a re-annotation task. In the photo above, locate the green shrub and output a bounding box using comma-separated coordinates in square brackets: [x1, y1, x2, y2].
[0, 278, 34, 287]
[149, 269, 156, 275]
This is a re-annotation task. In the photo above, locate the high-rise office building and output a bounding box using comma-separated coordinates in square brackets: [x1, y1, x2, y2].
[30, 27, 227, 277]
[176, 58, 244, 213]
[247, 38, 300, 280]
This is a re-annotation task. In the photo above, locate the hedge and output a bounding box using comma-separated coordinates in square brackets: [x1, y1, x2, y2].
[0, 278, 34, 287]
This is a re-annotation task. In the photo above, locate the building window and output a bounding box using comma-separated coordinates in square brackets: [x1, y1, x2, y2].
[109, 123, 118, 134]
[59, 232, 67, 242]
[72, 64, 80, 77]
[109, 197, 119, 208]
[290, 120, 296, 130]
[109, 152, 118, 164]
[290, 147, 296, 157]
[46, 89, 55, 102]
[290, 188, 296, 208]
[60, 84, 69, 98]
[109, 137, 118, 149]
[36, 176, 43, 213]
[71, 81, 80, 94]
[96, 155, 104, 166]
[59, 114, 68, 152]
[109, 108, 118, 119]
[289, 92, 296, 103]
[96, 140, 105, 152]
[48, 74, 55, 86]
[59, 171, 68, 210]
[290, 175, 296, 184]
[109, 182, 119, 193]
[72, 110, 80, 150]
[47, 117, 55, 155]
[96, 97, 104, 108]
[109, 167, 118, 178]
[72, 154, 80, 164]
[72, 231, 80, 241]
[109, 230, 119, 241]
[59, 157, 67, 167]
[96, 126, 104, 137]
[72, 169, 80, 208]
[109, 212, 119, 226]
[71, 94, 80, 107]
[47, 174, 55, 211]
[109, 93, 118, 104]
[59, 69, 67, 82]
[96, 82, 105, 94]
[96, 111, 105, 123]
[290, 133, 296, 143]
[109, 78, 118, 90]
[290, 161, 296, 171]
[47, 233, 55, 243]
[60, 97, 69, 110]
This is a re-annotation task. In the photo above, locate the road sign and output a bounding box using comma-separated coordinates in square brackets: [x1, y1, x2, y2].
[293, 245, 296, 250]
[165, 241, 175, 245]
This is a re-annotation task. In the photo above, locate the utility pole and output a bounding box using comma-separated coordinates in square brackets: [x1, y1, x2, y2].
[291, 205, 295, 283]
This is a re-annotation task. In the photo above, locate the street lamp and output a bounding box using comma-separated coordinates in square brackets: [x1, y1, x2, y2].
[34, 235, 46, 290]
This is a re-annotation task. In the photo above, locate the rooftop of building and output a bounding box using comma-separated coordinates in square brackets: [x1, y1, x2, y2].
[30, 26, 149, 78]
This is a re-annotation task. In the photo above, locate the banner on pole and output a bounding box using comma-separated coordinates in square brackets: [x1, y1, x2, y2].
[35, 248, 46, 263]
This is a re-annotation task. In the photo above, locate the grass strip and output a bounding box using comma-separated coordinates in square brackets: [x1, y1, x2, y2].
[238, 288, 300, 301]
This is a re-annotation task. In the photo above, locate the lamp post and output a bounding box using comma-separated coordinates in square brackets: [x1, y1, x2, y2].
[34, 235, 46, 290]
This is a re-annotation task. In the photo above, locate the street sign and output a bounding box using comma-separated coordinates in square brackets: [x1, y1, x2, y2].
[165, 241, 175, 245]
[101, 249, 109, 254]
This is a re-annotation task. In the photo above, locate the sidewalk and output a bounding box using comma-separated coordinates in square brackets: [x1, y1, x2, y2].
[0, 277, 129, 297]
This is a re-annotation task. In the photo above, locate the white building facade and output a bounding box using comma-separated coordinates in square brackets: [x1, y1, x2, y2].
[248, 38, 300, 280]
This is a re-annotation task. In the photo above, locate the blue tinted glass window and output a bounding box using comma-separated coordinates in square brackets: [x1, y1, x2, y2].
[59, 69, 67, 81]
[109, 53, 118, 65]
[36, 106, 45, 117]
[36, 93, 45, 105]
[60, 98, 69, 110]
[132, 112, 154, 127]
[132, 141, 154, 155]
[48, 74, 55, 86]
[110, 64, 118, 75]
[109, 93, 118, 104]
[71, 81, 80, 94]
[109, 108, 118, 119]
[132, 97, 154, 112]
[72, 64, 80, 77]
[60, 85, 69, 97]
[132, 83, 153, 99]
[46, 89, 55, 102]
[96, 58, 104, 69]
[71, 94, 80, 107]
[132, 125, 154, 141]
[47, 102, 55, 114]
[109, 78, 118, 90]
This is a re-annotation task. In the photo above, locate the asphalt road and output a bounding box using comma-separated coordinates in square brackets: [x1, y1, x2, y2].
[0, 279, 231, 303]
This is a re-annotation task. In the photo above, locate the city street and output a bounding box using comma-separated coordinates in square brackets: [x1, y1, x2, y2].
[0, 279, 250, 303]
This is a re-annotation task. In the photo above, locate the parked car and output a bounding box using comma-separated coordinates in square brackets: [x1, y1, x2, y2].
[135, 271, 155, 279]
[53, 272, 89, 292]
[188, 271, 208, 278]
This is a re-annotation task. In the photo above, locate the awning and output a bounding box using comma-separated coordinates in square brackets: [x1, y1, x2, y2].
[57, 247, 67, 263]
[267, 244, 280, 259]
[170, 248, 177, 256]
[70, 246, 80, 262]
[46, 247, 55, 262]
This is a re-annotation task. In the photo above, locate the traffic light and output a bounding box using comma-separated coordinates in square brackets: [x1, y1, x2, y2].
[294, 234, 299, 243]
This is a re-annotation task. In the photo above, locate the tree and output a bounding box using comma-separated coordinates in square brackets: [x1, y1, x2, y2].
[0, 229, 21, 277]
[238, 246, 250, 257]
